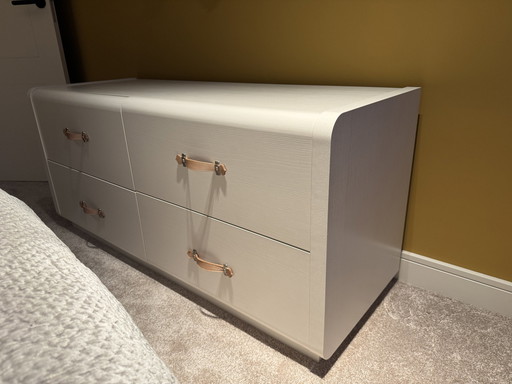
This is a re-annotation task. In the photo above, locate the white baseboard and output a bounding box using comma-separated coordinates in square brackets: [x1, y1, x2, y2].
[399, 251, 512, 318]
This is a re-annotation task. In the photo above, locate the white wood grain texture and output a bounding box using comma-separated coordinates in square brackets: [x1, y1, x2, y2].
[48, 161, 145, 260]
[64, 79, 398, 118]
[124, 111, 312, 250]
[137, 193, 311, 343]
[308, 109, 340, 353]
[31, 90, 133, 189]
[320, 89, 421, 358]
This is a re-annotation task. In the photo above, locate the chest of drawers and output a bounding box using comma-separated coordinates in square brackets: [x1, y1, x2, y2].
[30, 79, 420, 360]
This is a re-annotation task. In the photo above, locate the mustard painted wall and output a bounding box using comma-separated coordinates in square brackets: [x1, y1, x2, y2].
[55, 0, 512, 282]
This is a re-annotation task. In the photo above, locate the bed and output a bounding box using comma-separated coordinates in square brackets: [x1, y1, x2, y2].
[0, 188, 178, 384]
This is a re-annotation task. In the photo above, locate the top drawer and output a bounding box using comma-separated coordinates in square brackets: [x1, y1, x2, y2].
[31, 90, 134, 189]
[123, 102, 312, 250]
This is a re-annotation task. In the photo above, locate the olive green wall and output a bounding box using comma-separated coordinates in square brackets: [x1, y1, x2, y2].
[55, 0, 512, 281]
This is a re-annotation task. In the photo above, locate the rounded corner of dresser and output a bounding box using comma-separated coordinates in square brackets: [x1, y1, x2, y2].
[28, 86, 43, 102]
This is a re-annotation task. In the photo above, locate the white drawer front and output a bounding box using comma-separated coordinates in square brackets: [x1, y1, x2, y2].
[124, 110, 312, 250]
[32, 91, 133, 189]
[49, 161, 145, 260]
[137, 193, 310, 343]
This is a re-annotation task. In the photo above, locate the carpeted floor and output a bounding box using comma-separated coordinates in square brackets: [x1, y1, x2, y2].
[2, 181, 511, 384]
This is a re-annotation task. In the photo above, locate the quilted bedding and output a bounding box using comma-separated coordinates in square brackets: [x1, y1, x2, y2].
[0, 188, 178, 384]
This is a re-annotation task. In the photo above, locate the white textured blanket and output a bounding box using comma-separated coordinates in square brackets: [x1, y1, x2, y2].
[0, 188, 178, 384]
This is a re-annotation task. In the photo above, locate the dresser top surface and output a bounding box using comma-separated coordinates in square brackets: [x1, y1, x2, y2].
[40, 79, 413, 115]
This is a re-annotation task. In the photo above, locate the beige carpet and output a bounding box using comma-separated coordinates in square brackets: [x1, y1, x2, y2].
[2, 181, 511, 384]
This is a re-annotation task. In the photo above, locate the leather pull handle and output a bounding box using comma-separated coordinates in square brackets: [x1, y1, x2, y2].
[187, 249, 234, 278]
[175, 153, 227, 175]
[79, 200, 105, 218]
[63, 128, 89, 142]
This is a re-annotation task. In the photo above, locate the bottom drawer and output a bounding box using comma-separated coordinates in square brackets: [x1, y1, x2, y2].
[137, 193, 311, 343]
[48, 161, 145, 260]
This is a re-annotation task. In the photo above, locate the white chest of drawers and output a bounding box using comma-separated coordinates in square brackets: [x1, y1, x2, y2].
[30, 79, 420, 360]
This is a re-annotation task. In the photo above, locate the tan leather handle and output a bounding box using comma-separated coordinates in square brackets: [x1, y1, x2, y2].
[63, 128, 89, 142]
[176, 153, 227, 175]
[187, 249, 234, 278]
[79, 200, 105, 218]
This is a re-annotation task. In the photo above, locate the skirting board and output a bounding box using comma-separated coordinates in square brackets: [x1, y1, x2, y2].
[399, 251, 512, 318]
